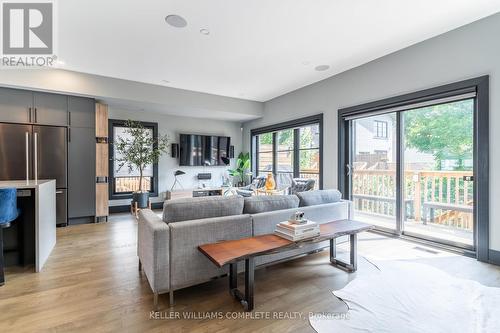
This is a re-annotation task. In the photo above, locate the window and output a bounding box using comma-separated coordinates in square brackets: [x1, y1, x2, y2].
[251, 114, 322, 189]
[374, 120, 388, 138]
[108, 119, 159, 199]
[299, 124, 320, 186]
[256, 132, 273, 176]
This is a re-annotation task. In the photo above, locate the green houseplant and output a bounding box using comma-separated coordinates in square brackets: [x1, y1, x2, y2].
[115, 120, 169, 208]
[228, 152, 251, 186]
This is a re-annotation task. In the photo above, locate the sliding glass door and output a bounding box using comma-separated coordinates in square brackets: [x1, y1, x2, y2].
[351, 113, 398, 232]
[402, 99, 474, 247]
[343, 96, 477, 250]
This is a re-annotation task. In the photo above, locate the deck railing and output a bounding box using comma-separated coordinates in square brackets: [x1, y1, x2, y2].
[352, 170, 474, 230]
[115, 177, 152, 193]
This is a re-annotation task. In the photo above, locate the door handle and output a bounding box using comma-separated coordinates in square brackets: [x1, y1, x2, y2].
[25, 132, 29, 182]
[34, 108, 38, 123]
[346, 164, 352, 176]
[28, 107, 32, 122]
[34, 132, 38, 182]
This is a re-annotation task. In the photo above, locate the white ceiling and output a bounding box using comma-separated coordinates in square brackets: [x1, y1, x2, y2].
[58, 0, 500, 102]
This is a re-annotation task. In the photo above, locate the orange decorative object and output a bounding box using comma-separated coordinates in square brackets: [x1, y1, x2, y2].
[265, 173, 276, 190]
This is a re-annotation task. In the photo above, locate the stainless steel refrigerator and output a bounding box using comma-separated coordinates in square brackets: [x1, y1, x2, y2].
[0, 123, 67, 225]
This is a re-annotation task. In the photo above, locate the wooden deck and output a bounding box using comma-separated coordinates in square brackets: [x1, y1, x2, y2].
[354, 211, 473, 246]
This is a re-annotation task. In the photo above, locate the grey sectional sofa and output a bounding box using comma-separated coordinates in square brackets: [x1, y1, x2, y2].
[137, 189, 352, 308]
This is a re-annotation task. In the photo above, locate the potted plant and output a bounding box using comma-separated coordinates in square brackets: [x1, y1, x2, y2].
[228, 152, 251, 186]
[115, 120, 169, 208]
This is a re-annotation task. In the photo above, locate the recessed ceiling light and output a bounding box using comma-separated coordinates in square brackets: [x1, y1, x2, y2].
[315, 65, 330, 71]
[199, 28, 210, 35]
[165, 15, 187, 28]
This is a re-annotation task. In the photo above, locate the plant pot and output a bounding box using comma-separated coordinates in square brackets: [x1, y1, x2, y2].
[133, 192, 149, 209]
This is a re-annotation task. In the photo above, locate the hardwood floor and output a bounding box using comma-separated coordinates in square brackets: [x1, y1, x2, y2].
[1, 212, 500, 332]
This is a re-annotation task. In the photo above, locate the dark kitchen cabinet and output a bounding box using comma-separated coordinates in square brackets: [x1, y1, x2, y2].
[33, 92, 68, 126]
[68, 96, 95, 128]
[1, 86, 98, 225]
[68, 127, 96, 220]
[0, 87, 33, 123]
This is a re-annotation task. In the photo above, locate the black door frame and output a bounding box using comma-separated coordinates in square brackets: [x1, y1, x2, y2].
[338, 76, 489, 262]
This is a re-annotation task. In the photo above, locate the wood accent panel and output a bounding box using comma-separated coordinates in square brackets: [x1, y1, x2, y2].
[96, 143, 108, 178]
[95, 102, 109, 218]
[199, 220, 373, 267]
[95, 183, 108, 217]
[95, 103, 108, 138]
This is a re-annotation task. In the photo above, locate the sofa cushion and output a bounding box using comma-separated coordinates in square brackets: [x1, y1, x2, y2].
[243, 195, 299, 214]
[163, 196, 244, 223]
[296, 189, 342, 207]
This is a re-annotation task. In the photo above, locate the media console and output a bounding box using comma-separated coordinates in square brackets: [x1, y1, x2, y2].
[166, 188, 223, 200]
[192, 188, 223, 197]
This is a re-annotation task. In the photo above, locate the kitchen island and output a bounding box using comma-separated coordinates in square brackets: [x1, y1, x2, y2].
[0, 180, 56, 272]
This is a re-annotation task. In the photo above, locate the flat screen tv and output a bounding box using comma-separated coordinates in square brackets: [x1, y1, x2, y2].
[179, 134, 231, 166]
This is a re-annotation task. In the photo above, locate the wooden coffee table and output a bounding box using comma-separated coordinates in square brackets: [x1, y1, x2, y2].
[198, 219, 373, 311]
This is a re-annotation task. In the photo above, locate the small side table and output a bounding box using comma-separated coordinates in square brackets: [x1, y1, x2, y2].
[130, 201, 152, 219]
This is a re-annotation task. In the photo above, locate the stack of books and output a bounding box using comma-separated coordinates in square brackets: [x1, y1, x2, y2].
[275, 220, 320, 241]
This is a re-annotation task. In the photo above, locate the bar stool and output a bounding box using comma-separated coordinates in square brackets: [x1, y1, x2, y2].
[0, 188, 20, 286]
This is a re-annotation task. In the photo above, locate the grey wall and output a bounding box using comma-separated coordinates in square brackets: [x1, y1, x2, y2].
[243, 13, 500, 251]
[109, 107, 242, 206]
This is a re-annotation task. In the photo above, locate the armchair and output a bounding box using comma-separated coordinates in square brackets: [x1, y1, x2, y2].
[289, 178, 316, 195]
[235, 175, 267, 197]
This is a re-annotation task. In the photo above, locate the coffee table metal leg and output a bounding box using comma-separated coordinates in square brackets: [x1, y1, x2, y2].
[330, 234, 358, 273]
[244, 257, 255, 311]
[228, 258, 255, 311]
[330, 238, 336, 260]
[229, 263, 237, 293]
[350, 234, 358, 271]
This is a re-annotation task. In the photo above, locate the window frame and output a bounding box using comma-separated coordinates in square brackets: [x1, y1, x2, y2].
[108, 119, 160, 200]
[373, 120, 388, 139]
[251, 114, 323, 189]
